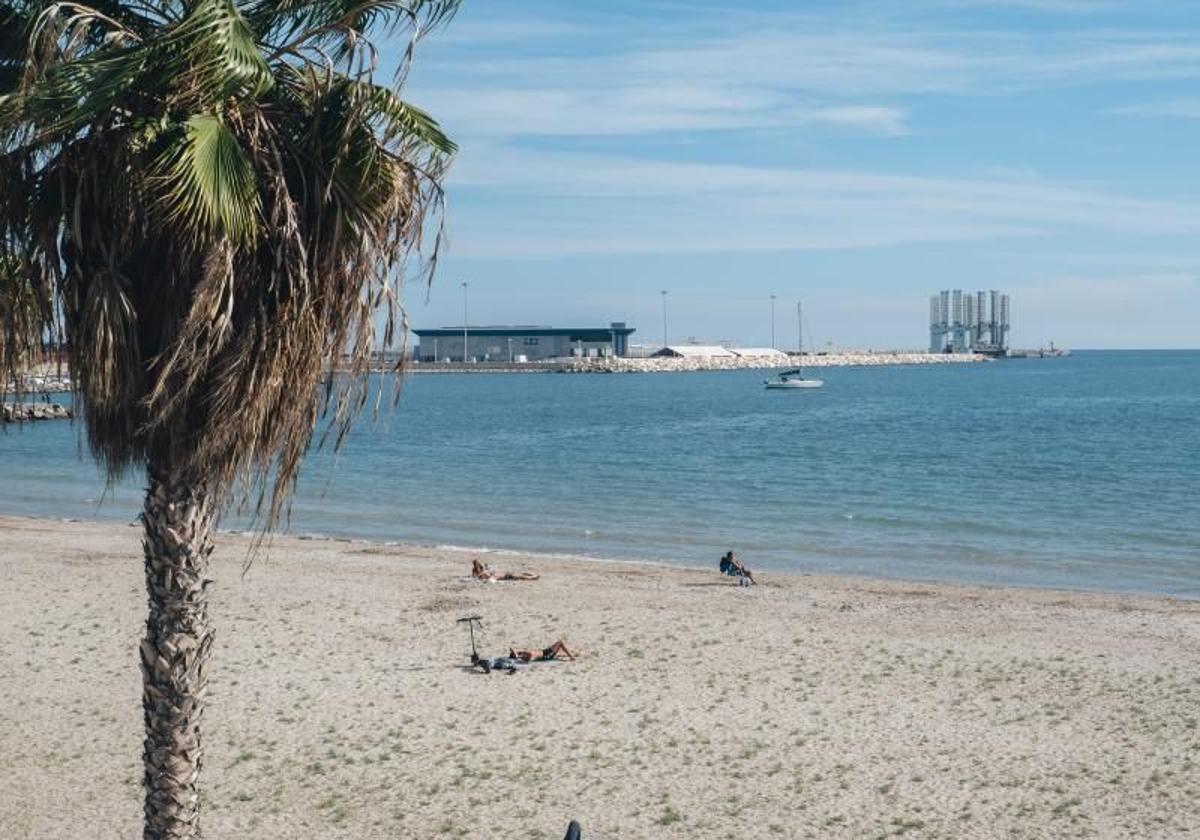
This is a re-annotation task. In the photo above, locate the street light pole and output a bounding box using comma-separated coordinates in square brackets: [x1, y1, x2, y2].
[770, 294, 777, 349]
[797, 301, 803, 354]
[660, 290, 668, 349]
[461, 281, 468, 362]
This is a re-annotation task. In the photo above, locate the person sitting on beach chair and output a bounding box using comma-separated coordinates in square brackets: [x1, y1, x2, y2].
[472, 558, 540, 582]
[719, 551, 756, 585]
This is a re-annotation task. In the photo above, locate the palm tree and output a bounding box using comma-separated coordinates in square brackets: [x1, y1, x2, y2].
[0, 1, 459, 837]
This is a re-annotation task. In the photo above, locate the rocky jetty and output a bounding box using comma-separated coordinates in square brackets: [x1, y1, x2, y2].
[407, 351, 987, 375]
[8, 373, 73, 393]
[2, 402, 73, 422]
[559, 351, 987, 374]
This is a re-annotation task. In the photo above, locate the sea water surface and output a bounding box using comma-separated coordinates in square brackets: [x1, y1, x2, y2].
[3, 351, 1198, 597]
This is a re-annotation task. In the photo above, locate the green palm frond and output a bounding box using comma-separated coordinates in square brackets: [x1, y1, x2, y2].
[302, 79, 452, 233]
[366, 83, 455, 153]
[154, 113, 261, 243]
[27, 0, 151, 53]
[168, 0, 274, 100]
[13, 0, 273, 137]
[15, 44, 149, 138]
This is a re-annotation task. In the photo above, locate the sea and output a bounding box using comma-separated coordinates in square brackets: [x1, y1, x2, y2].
[2, 350, 1198, 598]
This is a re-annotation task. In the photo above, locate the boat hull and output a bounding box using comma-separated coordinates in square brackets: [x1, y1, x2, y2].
[765, 378, 824, 389]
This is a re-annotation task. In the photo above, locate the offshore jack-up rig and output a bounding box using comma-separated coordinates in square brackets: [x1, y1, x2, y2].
[929, 290, 1010, 357]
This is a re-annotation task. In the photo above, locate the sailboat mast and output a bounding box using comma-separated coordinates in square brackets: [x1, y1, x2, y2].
[797, 301, 803, 375]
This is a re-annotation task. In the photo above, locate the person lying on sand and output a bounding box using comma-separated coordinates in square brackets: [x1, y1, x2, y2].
[472, 558, 540, 582]
[472, 640, 574, 674]
[719, 550, 756, 585]
[509, 639, 575, 662]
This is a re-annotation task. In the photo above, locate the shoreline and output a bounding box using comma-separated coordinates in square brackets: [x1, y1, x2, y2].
[3, 514, 1198, 838]
[283, 526, 1200, 604]
[16, 512, 1198, 603]
[6, 512, 1196, 640]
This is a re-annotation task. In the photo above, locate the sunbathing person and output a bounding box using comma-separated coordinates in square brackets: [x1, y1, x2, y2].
[509, 639, 575, 662]
[472, 558, 540, 582]
[719, 550, 757, 585]
[471, 640, 574, 674]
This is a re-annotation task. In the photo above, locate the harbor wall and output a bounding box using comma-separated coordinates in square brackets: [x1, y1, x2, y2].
[406, 351, 987, 374]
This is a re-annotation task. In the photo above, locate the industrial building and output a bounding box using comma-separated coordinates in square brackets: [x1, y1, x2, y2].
[414, 323, 635, 362]
[929, 290, 1010, 355]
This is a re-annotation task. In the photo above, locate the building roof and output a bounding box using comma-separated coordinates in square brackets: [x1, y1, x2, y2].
[654, 345, 738, 358]
[414, 325, 635, 338]
[729, 347, 789, 358]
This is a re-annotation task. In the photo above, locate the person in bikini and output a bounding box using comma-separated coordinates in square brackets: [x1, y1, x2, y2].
[471, 558, 540, 581]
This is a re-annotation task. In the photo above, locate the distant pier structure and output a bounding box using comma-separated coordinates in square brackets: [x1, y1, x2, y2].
[929, 289, 1010, 355]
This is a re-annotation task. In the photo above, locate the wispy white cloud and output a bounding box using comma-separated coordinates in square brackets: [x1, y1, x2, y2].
[406, 3, 1200, 272]
[935, 0, 1127, 12]
[411, 10, 1200, 149]
[418, 13, 1200, 97]
[809, 106, 910, 135]
[441, 146, 1200, 258]
[425, 86, 909, 137]
[1058, 252, 1200, 270]
[1105, 98, 1200, 118]
[432, 18, 582, 46]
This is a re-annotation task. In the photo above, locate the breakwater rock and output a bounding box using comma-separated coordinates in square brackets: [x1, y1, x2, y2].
[5, 373, 73, 393]
[2, 402, 73, 422]
[407, 352, 987, 375]
[559, 352, 987, 374]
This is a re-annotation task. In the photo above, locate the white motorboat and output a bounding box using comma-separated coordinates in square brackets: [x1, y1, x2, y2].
[765, 368, 824, 389]
[765, 301, 824, 390]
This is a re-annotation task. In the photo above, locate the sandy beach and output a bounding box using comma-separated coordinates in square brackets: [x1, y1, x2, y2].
[1, 515, 1198, 839]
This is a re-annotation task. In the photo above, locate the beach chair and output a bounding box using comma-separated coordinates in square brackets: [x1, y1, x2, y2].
[719, 554, 752, 586]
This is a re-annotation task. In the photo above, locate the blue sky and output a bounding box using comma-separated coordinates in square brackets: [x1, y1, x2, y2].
[401, 0, 1200, 349]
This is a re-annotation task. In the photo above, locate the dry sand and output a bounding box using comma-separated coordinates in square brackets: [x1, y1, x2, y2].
[1, 515, 1198, 839]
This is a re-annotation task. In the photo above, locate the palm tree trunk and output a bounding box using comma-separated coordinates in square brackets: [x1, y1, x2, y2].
[140, 462, 216, 840]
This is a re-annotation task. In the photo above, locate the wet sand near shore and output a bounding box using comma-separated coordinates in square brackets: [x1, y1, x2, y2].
[1, 515, 1198, 839]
